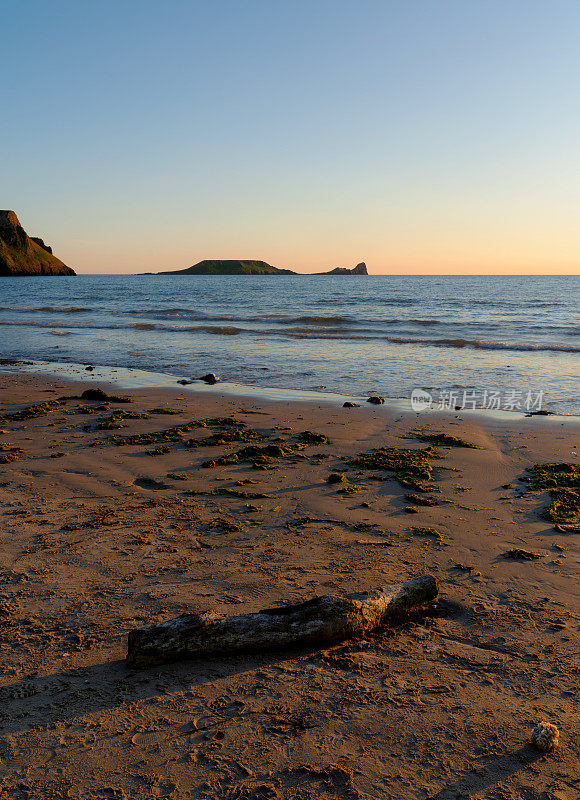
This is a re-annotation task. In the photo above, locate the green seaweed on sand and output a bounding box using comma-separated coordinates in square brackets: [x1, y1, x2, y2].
[112, 422, 200, 446]
[186, 487, 272, 499]
[201, 442, 306, 469]
[167, 472, 190, 480]
[208, 517, 246, 534]
[295, 430, 328, 444]
[0, 444, 25, 463]
[404, 506, 419, 513]
[73, 403, 110, 414]
[540, 489, 580, 524]
[526, 463, 580, 523]
[0, 452, 21, 463]
[95, 411, 150, 430]
[350, 446, 440, 490]
[407, 431, 479, 448]
[147, 445, 171, 456]
[184, 427, 264, 448]
[0, 400, 64, 422]
[327, 472, 347, 484]
[526, 462, 580, 490]
[147, 408, 182, 415]
[111, 417, 248, 446]
[337, 485, 361, 494]
[405, 493, 439, 506]
[503, 548, 542, 561]
[407, 526, 445, 542]
[554, 523, 580, 533]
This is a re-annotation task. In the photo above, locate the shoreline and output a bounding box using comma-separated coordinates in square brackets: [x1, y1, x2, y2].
[3, 357, 580, 429]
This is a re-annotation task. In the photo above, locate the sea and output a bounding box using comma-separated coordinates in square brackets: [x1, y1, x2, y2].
[0, 274, 578, 414]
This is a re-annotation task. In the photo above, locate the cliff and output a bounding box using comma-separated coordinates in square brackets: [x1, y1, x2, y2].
[0, 211, 75, 276]
[158, 259, 368, 276]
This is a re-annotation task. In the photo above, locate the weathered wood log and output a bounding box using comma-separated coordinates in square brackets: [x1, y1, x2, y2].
[126, 575, 437, 668]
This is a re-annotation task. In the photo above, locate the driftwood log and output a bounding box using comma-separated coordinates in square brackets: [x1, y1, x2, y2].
[126, 575, 437, 668]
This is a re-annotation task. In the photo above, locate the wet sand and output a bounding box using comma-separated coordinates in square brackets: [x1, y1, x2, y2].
[0, 372, 578, 799]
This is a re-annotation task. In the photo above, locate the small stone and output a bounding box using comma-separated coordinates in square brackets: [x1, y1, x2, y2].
[199, 373, 219, 385]
[366, 396, 385, 405]
[531, 721, 559, 752]
[343, 401, 360, 408]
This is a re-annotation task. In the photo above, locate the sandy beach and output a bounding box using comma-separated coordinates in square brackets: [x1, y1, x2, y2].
[0, 372, 578, 800]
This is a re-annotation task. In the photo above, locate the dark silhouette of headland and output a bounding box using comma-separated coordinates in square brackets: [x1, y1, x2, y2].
[0, 211, 75, 276]
[157, 259, 368, 276]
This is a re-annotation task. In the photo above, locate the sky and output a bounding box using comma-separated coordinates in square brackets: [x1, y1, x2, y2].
[2, 0, 579, 274]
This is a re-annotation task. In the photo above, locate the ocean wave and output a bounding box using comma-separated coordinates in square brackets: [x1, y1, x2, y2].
[380, 336, 580, 352]
[0, 318, 578, 352]
[35, 306, 90, 313]
[285, 330, 580, 351]
[335, 297, 567, 309]
[185, 325, 242, 336]
[134, 308, 236, 322]
[288, 315, 351, 326]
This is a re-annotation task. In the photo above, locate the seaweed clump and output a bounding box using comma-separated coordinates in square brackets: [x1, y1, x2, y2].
[0, 444, 25, 463]
[296, 431, 328, 444]
[111, 417, 247, 447]
[147, 445, 171, 456]
[503, 548, 542, 561]
[408, 431, 478, 448]
[186, 487, 272, 499]
[184, 427, 263, 448]
[539, 489, 580, 524]
[95, 411, 150, 430]
[350, 446, 439, 490]
[405, 493, 438, 506]
[202, 442, 305, 470]
[407, 526, 444, 542]
[0, 400, 63, 422]
[527, 462, 580, 491]
[526, 463, 580, 524]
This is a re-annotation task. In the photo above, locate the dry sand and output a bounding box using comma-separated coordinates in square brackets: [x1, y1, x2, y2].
[0, 372, 578, 800]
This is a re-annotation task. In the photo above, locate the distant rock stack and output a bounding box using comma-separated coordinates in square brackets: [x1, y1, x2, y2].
[318, 261, 368, 275]
[351, 262, 368, 275]
[0, 211, 75, 276]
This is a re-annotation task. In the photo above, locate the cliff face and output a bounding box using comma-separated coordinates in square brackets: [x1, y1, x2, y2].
[159, 259, 368, 276]
[0, 211, 75, 276]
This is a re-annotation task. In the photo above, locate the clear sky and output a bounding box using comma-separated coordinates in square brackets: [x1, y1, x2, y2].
[3, 1, 579, 274]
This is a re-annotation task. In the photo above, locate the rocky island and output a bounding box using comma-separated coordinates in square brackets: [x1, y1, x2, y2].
[0, 211, 75, 276]
[157, 259, 368, 275]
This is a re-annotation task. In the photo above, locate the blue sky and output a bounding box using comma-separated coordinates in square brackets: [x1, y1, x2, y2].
[3, 1, 579, 273]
